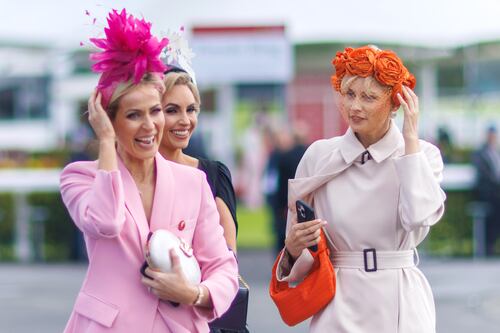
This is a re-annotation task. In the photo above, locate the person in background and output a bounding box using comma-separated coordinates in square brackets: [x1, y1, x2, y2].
[274, 45, 446, 332]
[60, 9, 238, 332]
[159, 69, 238, 253]
[183, 130, 209, 159]
[472, 125, 500, 255]
[436, 126, 455, 163]
[265, 125, 307, 256]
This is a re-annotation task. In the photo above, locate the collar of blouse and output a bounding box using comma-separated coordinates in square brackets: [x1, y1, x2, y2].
[340, 120, 404, 164]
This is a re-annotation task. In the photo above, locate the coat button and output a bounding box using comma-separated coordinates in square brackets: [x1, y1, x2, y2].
[178, 220, 186, 231]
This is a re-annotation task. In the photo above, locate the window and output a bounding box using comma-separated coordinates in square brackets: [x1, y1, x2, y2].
[0, 76, 50, 120]
[0, 87, 15, 119]
[437, 65, 464, 96]
[72, 51, 92, 74]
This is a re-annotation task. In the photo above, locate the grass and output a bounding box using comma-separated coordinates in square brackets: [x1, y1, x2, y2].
[236, 205, 274, 249]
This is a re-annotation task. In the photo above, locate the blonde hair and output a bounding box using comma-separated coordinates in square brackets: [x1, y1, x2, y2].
[163, 72, 201, 108]
[340, 75, 392, 100]
[107, 73, 164, 119]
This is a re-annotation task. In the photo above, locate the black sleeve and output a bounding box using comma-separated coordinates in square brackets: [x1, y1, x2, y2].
[198, 158, 217, 197]
[214, 161, 238, 234]
[198, 159, 238, 235]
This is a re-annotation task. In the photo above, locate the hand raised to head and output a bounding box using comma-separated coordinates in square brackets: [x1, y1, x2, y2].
[397, 86, 420, 155]
[88, 90, 116, 142]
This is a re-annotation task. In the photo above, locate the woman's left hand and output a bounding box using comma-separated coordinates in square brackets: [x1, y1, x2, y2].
[141, 249, 198, 305]
[397, 85, 421, 155]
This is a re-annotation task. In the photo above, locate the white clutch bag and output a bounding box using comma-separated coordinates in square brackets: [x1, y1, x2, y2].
[145, 229, 201, 285]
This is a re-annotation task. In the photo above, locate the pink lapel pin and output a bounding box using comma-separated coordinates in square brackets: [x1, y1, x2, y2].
[178, 220, 186, 231]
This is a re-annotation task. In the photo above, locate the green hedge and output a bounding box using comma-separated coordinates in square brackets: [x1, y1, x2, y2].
[0, 192, 75, 261]
[237, 206, 274, 249]
[0, 193, 15, 260]
[423, 190, 474, 257]
[28, 192, 76, 261]
[0, 189, 480, 261]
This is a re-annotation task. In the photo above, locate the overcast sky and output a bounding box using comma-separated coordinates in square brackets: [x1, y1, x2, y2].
[2, 0, 500, 49]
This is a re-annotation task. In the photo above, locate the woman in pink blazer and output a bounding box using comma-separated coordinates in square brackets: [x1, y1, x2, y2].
[60, 9, 238, 333]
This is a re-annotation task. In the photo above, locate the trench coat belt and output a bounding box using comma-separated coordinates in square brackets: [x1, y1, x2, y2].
[331, 249, 418, 271]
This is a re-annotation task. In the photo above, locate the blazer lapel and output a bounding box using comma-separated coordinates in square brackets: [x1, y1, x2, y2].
[149, 153, 175, 232]
[118, 157, 150, 245]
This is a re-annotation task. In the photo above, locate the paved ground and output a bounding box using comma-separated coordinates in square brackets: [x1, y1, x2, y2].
[1, 251, 500, 332]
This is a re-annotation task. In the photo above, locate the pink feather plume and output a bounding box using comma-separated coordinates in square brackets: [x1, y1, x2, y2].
[89, 9, 168, 108]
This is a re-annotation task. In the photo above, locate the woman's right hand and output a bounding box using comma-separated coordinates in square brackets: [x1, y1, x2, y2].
[88, 90, 115, 142]
[285, 218, 326, 260]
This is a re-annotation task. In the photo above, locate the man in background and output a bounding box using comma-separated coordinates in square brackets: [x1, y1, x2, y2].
[472, 125, 500, 255]
[265, 124, 308, 255]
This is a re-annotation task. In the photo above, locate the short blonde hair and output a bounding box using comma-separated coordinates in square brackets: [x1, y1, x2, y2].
[107, 73, 164, 119]
[340, 75, 391, 99]
[163, 72, 201, 107]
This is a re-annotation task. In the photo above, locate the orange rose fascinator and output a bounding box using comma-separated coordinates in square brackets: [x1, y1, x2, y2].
[331, 46, 416, 107]
[89, 9, 169, 109]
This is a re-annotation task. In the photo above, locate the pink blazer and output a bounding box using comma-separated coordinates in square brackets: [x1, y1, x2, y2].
[60, 153, 239, 333]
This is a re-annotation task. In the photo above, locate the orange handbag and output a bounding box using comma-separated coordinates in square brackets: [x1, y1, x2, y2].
[269, 229, 336, 326]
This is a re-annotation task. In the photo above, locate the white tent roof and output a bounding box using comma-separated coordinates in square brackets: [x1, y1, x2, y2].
[2, 0, 500, 49]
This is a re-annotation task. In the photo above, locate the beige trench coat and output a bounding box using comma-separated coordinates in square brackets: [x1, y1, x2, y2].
[277, 122, 446, 333]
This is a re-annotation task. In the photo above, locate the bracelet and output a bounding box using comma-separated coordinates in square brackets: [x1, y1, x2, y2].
[193, 285, 204, 306]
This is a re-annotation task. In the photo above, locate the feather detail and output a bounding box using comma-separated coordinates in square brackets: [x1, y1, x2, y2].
[89, 9, 168, 108]
[161, 29, 197, 84]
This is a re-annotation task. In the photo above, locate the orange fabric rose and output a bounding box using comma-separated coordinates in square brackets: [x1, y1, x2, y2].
[330, 46, 416, 107]
[331, 48, 353, 91]
[374, 50, 416, 105]
[345, 46, 377, 77]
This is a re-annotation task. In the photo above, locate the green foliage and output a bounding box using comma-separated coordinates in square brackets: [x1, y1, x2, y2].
[237, 206, 274, 249]
[27, 192, 75, 261]
[0, 188, 479, 261]
[0, 193, 15, 260]
[0, 193, 14, 242]
[423, 190, 474, 256]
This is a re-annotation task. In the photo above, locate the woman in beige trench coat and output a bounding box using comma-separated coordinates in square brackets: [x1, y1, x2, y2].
[276, 46, 446, 333]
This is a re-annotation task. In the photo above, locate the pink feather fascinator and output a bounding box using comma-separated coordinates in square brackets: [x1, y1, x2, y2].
[89, 9, 168, 108]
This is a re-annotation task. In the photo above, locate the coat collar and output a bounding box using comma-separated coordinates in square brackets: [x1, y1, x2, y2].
[339, 120, 404, 164]
[118, 153, 175, 246]
[288, 121, 404, 208]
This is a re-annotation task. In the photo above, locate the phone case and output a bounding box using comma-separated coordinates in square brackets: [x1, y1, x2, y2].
[295, 200, 318, 252]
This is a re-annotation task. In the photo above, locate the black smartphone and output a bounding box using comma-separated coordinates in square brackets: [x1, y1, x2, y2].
[296, 200, 318, 252]
[140, 261, 153, 279]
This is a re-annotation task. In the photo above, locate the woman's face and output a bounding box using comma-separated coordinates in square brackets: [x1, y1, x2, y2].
[113, 84, 164, 162]
[341, 76, 395, 142]
[161, 84, 199, 152]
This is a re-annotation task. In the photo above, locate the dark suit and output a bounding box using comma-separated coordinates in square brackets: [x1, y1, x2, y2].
[472, 145, 500, 255]
[272, 144, 307, 255]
